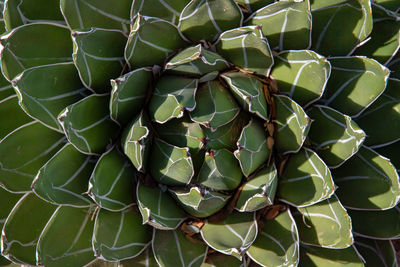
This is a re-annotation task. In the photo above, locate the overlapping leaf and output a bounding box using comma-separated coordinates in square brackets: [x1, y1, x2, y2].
[355, 237, 397, 267]
[33, 143, 95, 207]
[88, 147, 136, 211]
[0, 95, 31, 140]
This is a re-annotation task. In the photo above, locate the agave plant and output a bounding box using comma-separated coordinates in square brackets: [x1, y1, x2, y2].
[0, 0, 400, 266]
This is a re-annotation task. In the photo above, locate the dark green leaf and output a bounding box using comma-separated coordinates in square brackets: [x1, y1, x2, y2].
[0, 95, 31, 140]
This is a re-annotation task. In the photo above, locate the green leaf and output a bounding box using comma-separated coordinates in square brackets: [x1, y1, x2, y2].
[0, 23, 73, 81]
[309, 0, 348, 10]
[60, 0, 131, 31]
[0, 121, 64, 192]
[1, 193, 57, 265]
[149, 139, 194, 186]
[198, 149, 242, 191]
[202, 252, 244, 267]
[235, 164, 277, 212]
[58, 94, 120, 155]
[323, 56, 390, 116]
[72, 28, 127, 94]
[88, 147, 136, 211]
[311, 0, 372, 56]
[201, 211, 257, 259]
[374, 140, 400, 170]
[293, 195, 353, 249]
[36, 206, 96, 267]
[149, 76, 198, 123]
[191, 80, 240, 131]
[131, 0, 191, 25]
[93, 208, 152, 261]
[307, 105, 365, 168]
[299, 244, 364, 267]
[170, 186, 231, 218]
[216, 26, 274, 76]
[125, 15, 187, 69]
[3, 0, 64, 30]
[235, 0, 275, 13]
[0, 76, 13, 100]
[354, 18, 400, 64]
[179, 0, 243, 42]
[247, 0, 312, 50]
[355, 237, 396, 267]
[234, 118, 269, 177]
[247, 208, 299, 267]
[270, 50, 331, 106]
[136, 181, 187, 230]
[155, 115, 205, 155]
[118, 247, 158, 267]
[355, 78, 400, 147]
[121, 111, 152, 172]
[204, 112, 249, 151]
[274, 95, 311, 154]
[165, 45, 229, 77]
[0, 95, 31, 140]
[278, 148, 335, 207]
[221, 72, 268, 120]
[12, 62, 90, 132]
[153, 229, 208, 267]
[110, 67, 153, 126]
[32, 143, 95, 207]
[0, 187, 22, 230]
[348, 206, 400, 239]
[332, 146, 400, 210]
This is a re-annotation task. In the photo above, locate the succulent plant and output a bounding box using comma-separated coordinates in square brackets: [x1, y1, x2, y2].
[0, 0, 400, 266]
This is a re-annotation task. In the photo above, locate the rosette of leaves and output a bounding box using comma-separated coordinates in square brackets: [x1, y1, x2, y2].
[0, 0, 400, 266]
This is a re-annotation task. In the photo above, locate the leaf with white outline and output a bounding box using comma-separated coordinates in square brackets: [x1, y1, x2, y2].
[355, 236, 396, 267]
[153, 229, 208, 267]
[88, 147, 136, 211]
[72, 28, 127, 94]
[234, 118, 269, 177]
[355, 78, 400, 147]
[191, 80, 240, 132]
[201, 211, 257, 259]
[121, 111, 152, 173]
[149, 139, 194, 186]
[1, 193, 56, 265]
[12, 62, 90, 132]
[179, 0, 243, 42]
[0, 76, 13, 100]
[136, 181, 187, 230]
[3, 0, 65, 30]
[32, 143, 95, 207]
[110, 67, 153, 126]
[278, 148, 335, 207]
[198, 149, 242, 191]
[118, 247, 158, 267]
[270, 50, 331, 106]
[246, 0, 312, 50]
[293, 195, 353, 249]
[332, 146, 400, 210]
[221, 72, 269, 120]
[165, 44, 230, 77]
[149, 76, 198, 123]
[374, 140, 400, 171]
[323, 56, 390, 116]
[60, 0, 131, 31]
[235, 163, 277, 212]
[170, 186, 231, 218]
[217, 26, 274, 76]
[0, 121, 65, 192]
[125, 15, 187, 69]
[274, 95, 311, 154]
[58, 94, 120, 155]
[93, 208, 152, 261]
[349, 205, 400, 240]
[307, 105, 365, 168]
[0, 187, 22, 230]
[299, 244, 364, 267]
[155, 115, 205, 155]
[247, 208, 299, 267]
[36, 206, 96, 266]
[202, 252, 244, 267]
[0, 22, 73, 81]
[0, 94, 31, 140]
[311, 0, 372, 56]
